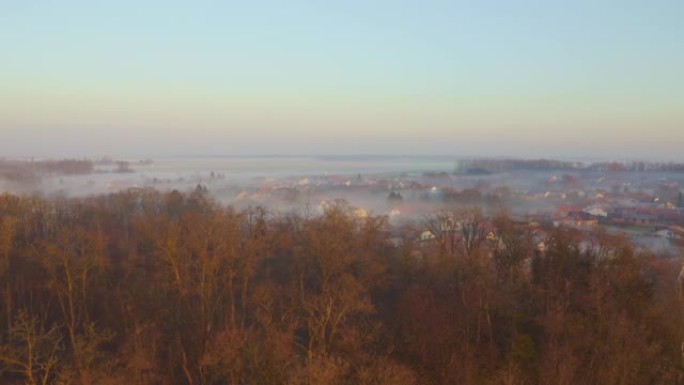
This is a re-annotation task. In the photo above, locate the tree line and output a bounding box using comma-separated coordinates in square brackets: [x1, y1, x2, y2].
[0, 189, 682, 384]
[458, 158, 684, 173]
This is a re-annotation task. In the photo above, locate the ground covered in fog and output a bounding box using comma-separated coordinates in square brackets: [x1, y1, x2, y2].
[2, 156, 683, 257]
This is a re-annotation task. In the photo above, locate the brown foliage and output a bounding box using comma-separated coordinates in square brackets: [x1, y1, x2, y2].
[0, 190, 681, 384]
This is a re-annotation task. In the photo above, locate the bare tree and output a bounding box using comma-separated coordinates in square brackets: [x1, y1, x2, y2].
[0, 311, 63, 385]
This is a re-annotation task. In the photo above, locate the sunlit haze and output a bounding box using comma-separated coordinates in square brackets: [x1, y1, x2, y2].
[1, 0, 682, 159]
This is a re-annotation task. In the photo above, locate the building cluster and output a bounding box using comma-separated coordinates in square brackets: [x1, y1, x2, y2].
[225, 169, 684, 255]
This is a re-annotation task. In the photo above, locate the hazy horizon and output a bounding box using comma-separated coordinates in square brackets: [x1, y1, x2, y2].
[2, 1, 683, 160]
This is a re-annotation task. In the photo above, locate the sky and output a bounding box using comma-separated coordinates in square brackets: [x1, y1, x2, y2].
[1, 0, 683, 160]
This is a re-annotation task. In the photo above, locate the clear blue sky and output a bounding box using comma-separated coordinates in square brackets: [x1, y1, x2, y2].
[1, 0, 683, 159]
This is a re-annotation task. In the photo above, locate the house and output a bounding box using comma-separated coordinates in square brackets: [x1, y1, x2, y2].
[583, 207, 608, 217]
[652, 228, 682, 240]
[419, 230, 436, 241]
[611, 208, 659, 226]
[553, 211, 598, 229]
[536, 241, 547, 253]
[668, 225, 684, 240]
[354, 208, 369, 218]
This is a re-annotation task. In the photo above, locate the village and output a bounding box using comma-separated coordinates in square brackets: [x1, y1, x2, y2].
[2, 157, 683, 257]
[194, 162, 684, 258]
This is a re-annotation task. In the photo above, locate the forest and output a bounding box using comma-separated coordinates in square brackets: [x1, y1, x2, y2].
[458, 158, 684, 173]
[0, 188, 682, 385]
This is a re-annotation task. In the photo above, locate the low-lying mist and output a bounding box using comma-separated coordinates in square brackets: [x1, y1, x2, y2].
[2, 155, 683, 257]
